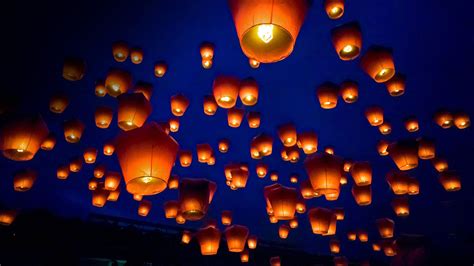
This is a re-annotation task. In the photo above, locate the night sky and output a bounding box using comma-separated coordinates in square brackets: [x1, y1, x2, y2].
[1, 0, 473, 263]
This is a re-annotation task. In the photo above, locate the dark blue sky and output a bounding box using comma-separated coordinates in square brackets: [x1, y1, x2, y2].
[1, 0, 473, 262]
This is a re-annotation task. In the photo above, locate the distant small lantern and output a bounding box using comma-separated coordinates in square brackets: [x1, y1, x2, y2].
[289, 217, 298, 228]
[304, 153, 343, 196]
[352, 185, 372, 206]
[95, 80, 107, 97]
[365, 106, 384, 126]
[200, 42, 215, 69]
[179, 150, 193, 167]
[181, 230, 192, 244]
[62, 57, 85, 81]
[218, 139, 230, 153]
[360, 46, 396, 83]
[227, 107, 245, 128]
[264, 184, 298, 220]
[300, 179, 318, 199]
[112, 41, 129, 62]
[331, 22, 361, 61]
[92, 188, 109, 208]
[340, 175, 348, 185]
[196, 226, 221, 255]
[95, 106, 114, 129]
[133, 194, 143, 201]
[373, 243, 382, 251]
[103, 142, 115, 156]
[134, 81, 153, 101]
[278, 123, 297, 147]
[49, 92, 69, 114]
[358, 231, 369, 242]
[270, 171, 279, 181]
[247, 111, 261, 128]
[105, 69, 132, 97]
[247, 235, 258, 249]
[40, 133, 56, 151]
[404, 116, 419, 132]
[168, 175, 179, 189]
[83, 147, 98, 164]
[285, 146, 300, 163]
[170, 94, 190, 117]
[334, 208, 345, 220]
[240, 249, 249, 263]
[350, 161, 372, 186]
[69, 157, 83, 173]
[439, 171, 461, 192]
[104, 171, 121, 191]
[138, 200, 152, 216]
[433, 110, 454, 129]
[63, 119, 85, 143]
[431, 157, 448, 172]
[382, 241, 397, 256]
[175, 212, 186, 224]
[225, 225, 249, 252]
[93, 164, 106, 178]
[325, 0, 344, 19]
[308, 207, 334, 235]
[324, 146, 335, 155]
[13, 169, 37, 192]
[297, 131, 318, 154]
[269, 215, 278, 223]
[250, 133, 273, 159]
[197, 143, 213, 163]
[377, 140, 390, 156]
[107, 189, 121, 202]
[0, 210, 17, 226]
[270, 256, 281, 266]
[239, 78, 259, 106]
[376, 218, 395, 238]
[343, 160, 353, 172]
[347, 231, 357, 241]
[290, 174, 298, 184]
[453, 112, 470, 129]
[57, 165, 70, 180]
[317, 82, 339, 109]
[378, 122, 392, 135]
[203, 95, 218, 116]
[385, 74, 406, 96]
[296, 199, 306, 213]
[329, 238, 341, 254]
[179, 178, 217, 221]
[256, 163, 268, 178]
[117, 93, 152, 131]
[154, 61, 168, 78]
[340, 80, 359, 103]
[169, 118, 180, 133]
[249, 58, 260, 68]
[418, 138, 436, 160]
[88, 178, 98, 190]
[408, 178, 420, 195]
[391, 197, 410, 217]
[278, 224, 290, 239]
[388, 140, 419, 170]
[221, 210, 233, 226]
[213, 76, 240, 109]
[130, 47, 143, 64]
[163, 200, 179, 218]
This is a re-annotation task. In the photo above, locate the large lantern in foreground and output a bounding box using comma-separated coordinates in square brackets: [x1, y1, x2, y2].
[196, 226, 221, 255]
[117, 93, 152, 131]
[179, 178, 217, 221]
[387, 140, 418, 170]
[105, 69, 132, 97]
[264, 184, 298, 220]
[225, 225, 249, 252]
[1, 115, 49, 161]
[213, 75, 240, 109]
[360, 46, 395, 83]
[228, 0, 308, 63]
[13, 169, 37, 192]
[115, 122, 179, 196]
[331, 22, 361, 61]
[304, 153, 342, 196]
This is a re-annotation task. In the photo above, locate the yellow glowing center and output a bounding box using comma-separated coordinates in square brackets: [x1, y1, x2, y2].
[174, 108, 182, 113]
[330, 7, 341, 15]
[443, 120, 450, 125]
[374, 119, 379, 123]
[111, 84, 120, 91]
[157, 70, 163, 75]
[142, 176, 153, 183]
[460, 121, 466, 126]
[87, 158, 92, 162]
[126, 121, 133, 126]
[245, 95, 253, 101]
[70, 135, 76, 139]
[342, 45, 353, 53]
[204, 61, 210, 67]
[324, 101, 332, 105]
[220, 96, 231, 102]
[379, 68, 389, 76]
[263, 148, 269, 153]
[286, 137, 293, 143]
[17, 149, 25, 153]
[133, 56, 139, 62]
[116, 53, 123, 58]
[257, 24, 274, 43]
[207, 108, 213, 112]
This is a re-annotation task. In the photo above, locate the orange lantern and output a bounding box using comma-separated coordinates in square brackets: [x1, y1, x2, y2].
[329, 238, 341, 253]
[270, 171, 279, 182]
[203, 95, 218, 116]
[103, 142, 115, 156]
[365, 106, 384, 126]
[343, 160, 353, 172]
[385, 74, 406, 96]
[308, 207, 334, 234]
[316, 82, 339, 109]
[249, 58, 260, 68]
[290, 174, 298, 184]
[300, 179, 318, 199]
[170, 94, 190, 117]
[352, 185, 372, 206]
[196, 143, 213, 163]
[284, 146, 300, 163]
[325, 0, 344, 19]
[62, 57, 85, 81]
[107, 189, 121, 201]
[278, 123, 297, 147]
[247, 111, 261, 128]
[175, 212, 186, 224]
[347, 231, 357, 241]
[324, 189, 340, 201]
[334, 257, 348, 266]
[239, 78, 259, 106]
[117, 93, 152, 131]
[133, 194, 143, 201]
[88, 178, 98, 190]
[163, 200, 179, 218]
[270, 256, 281, 266]
[218, 139, 230, 153]
[130, 47, 143, 64]
[454, 112, 470, 129]
[247, 235, 257, 249]
[372, 243, 382, 251]
[83, 147, 98, 164]
[331, 22, 361, 61]
[200, 42, 214, 69]
[225, 225, 249, 252]
[181, 230, 192, 244]
[377, 140, 390, 156]
[115, 122, 179, 195]
[1, 115, 49, 161]
[240, 249, 249, 263]
[382, 240, 397, 256]
[340, 175, 348, 185]
[95, 106, 114, 129]
[112, 41, 129, 62]
[378, 122, 392, 135]
[154, 61, 168, 77]
[296, 199, 306, 214]
[13, 169, 37, 192]
[179, 150, 193, 167]
[264, 184, 298, 220]
[431, 157, 448, 172]
[404, 116, 419, 132]
[439, 171, 461, 192]
[278, 224, 290, 239]
[256, 163, 268, 178]
[391, 197, 410, 216]
[93, 164, 106, 178]
[434, 110, 454, 129]
[221, 210, 233, 226]
[350, 161, 372, 186]
[213, 76, 240, 109]
[104, 171, 121, 191]
[358, 230, 369, 242]
[95, 80, 107, 97]
[227, 107, 245, 128]
[388, 140, 419, 170]
[360, 46, 396, 83]
[386, 171, 410, 195]
[295, 131, 317, 154]
[250, 133, 273, 159]
[408, 178, 420, 195]
[57, 165, 70, 180]
[69, 157, 83, 173]
[228, 0, 308, 63]
[304, 153, 342, 196]
[40, 133, 56, 151]
[179, 178, 217, 221]
[138, 200, 152, 217]
[324, 146, 335, 155]
[0, 210, 17, 226]
[92, 188, 109, 208]
[49, 92, 69, 114]
[269, 215, 278, 223]
[196, 226, 221, 255]
[63, 119, 85, 143]
[340, 80, 359, 103]
[376, 218, 395, 238]
[418, 138, 436, 159]
[168, 175, 179, 189]
[322, 213, 338, 236]
[105, 69, 132, 97]
[334, 208, 345, 220]
[169, 118, 180, 133]
[134, 81, 153, 101]
[226, 164, 249, 189]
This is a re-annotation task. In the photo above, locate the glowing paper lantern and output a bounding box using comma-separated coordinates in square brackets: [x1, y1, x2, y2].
[218, 139, 230, 153]
[325, 0, 344, 19]
[317, 82, 339, 109]
[270, 256, 281, 266]
[365, 106, 384, 126]
[289, 217, 298, 228]
[88, 179, 98, 190]
[387, 140, 419, 170]
[360, 46, 396, 83]
[296, 199, 306, 214]
[179, 150, 193, 167]
[270, 171, 279, 182]
[200, 96, 218, 116]
[358, 230, 369, 242]
[168, 175, 179, 189]
[264, 184, 298, 220]
[391, 197, 409, 217]
[329, 238, 341, 253]
[163, 200, 179, 218]
[107, 189, 120, 201]
[378, 122, 392, 135]
[112, 41, 129, 62]
[103, 142, 115, 156]
[57, 165, 70, 180]
[105, 69, 132, 97]
[227, 107, 245, 128]
[13, 169, 37, 192]
[225, 225, 249, 252]
[247, 235, 258, 249]
[0, 210, 17, 226]
[213, 76, 240, 109]
[69, 157, 83, 173]
[133, 194, 143, 201]
[197, 143, 213, 163]
[95, 80, 107, 97]
[83, 147, 98, 164]
[40, 133, 56, 151]
[433, 110, 454, 129]
[154, 61, 168, 77]
[308, 207, 334, 234]
[351, 185, 372, 206]
[432, 157, 448, 172]
[170, 94, 190, 117]
[439, 171, 461, 192]
[179, 178, 217, 221]
[181, 230, 192, 244]
[454, 112, 470, 129]
[168, 118, 180, 133]
[377, 140, 390, 156]
[138, 200, 152, 216]
[300, 179, 318, 199]
[347, 231, 356, 241]
[49, 92, 69, 114]
[104, 171, 121, 191]
[196, 226, 221, 255]
[304, 153, 342, 196]
[95, 106, 114, 129]
[324, 146, 335, 155]
[239, 78, 259, 106]
[290, 174, 298, 184]
[221, 210, 233, 226]
[249, 58, 260, 68]
[63, 119, 85, 143]
[340, 80, 359, 103]
[63, 57, 85, 81]
[376, 218, 395, 238]
[295, 131, 317, 154]
[331, 22, 361, 61]
[92, 188, 109, 208]
[278, 123, 297, 147]
[382, 240, 397, 256]
[117, 93, 152, 131]
[334, 208, 344, 220]
[256, 162, 268, 178]
[278, 224, 290, 239]
[200, 42, 214, 69]
[373, 243, 382, 251]
[175, 212, 186, 224]
[385, 74, 406, 96]
[228, 0, 308, 63]
[418, 138, 436, 160]
[408, 178, 420, 195]
[240, 249, 249, 263]
[250, 133, 273, 159]
[386, 171, 410, 195]
[134, 81, 153, 101]
[350, 161, 372, 186]
[1, 115, 49, 161]
[404, 116, 419, 132]
[93, 164, 106, 179]
[130, 47, 143, 64]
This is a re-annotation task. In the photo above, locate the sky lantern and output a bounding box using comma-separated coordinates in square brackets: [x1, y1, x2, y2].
[105, 69, 132, 97]
[304, 153, 343, 196]
[404, 116, 419, 132]
[386, 171, 410, 195]
[94, 106, 114, 129]
[239, 78, 259, 106]
[280, 149, 289, 161]
[200, 42, 214, 69]
[297, 131, 318, 154]
[1, 115, 49, 161]
[358, 231, 369, 242]
[0, 210, 17, 226]
[181, 230, 192, 244]
[284, 146, 300, 163]
[40, 133, 56, 151]
[377, 140, 390, 156]
[117, 93, 152, 131]
[69, 157, 83, 173]
[175, 212, 186, 224]
[324, 189, 340, 201]
[352, 185, 372, 206]
[13, 169, 37, 192]
[289, 217, 298, 228]
[196, 226, 221, 255]
[247, 235, 258, 249]
[329, 238, 341, 254]
[378, 121, 392, 135]
[112, 41, 129, 62]
[439, 171, 461, 192]
[340, 80, 359, 103]
[433, 109, 454, 128]
[197, 143, 213, 163]
[163, 200, 179, 219]
[62, 57, 85, 81]
[104, 171, 121, 191]
[256, 162, 268, 178]
[134, 81, 153, 101]
[179, 178, 217, 221]
[246, 111, 261, 129]
[418, 138, 436, 159]
[63, 119, 85, 143]
[269, 215, 278, 223]
[107, 189, 121, 201]
[316, 82, 339, 109]
[228, 0, 308, 63]
[179, 150, 193, 167]
[250, 133, 273, 159]
[92, 188, 109, 208]
[249, 58, 260, 68]
[270, 256, 281, 266]
[278, 224, 290, 239]
[170, 94, 190, 117]
[360, 46, 396, 83]
[407, 178, 420, 195]
[270, 171, 279, 182]
[225, 225, 249, 252]
[382, 240, 397, 256]
[453, 112, 470, 129]
[325, 0, 344, 19]
[376, 218, 395, 238]
[88, 178, 98, 190]
[95, 80, 107, 97]
[347, 231, 356, 241]
[388, 140, 419, 170]
[373, 243, 382, 251]
[300, 179, 318, 199]
[264, 184, 298, 220]
[57, 165, 70, 180]
[392, 197, 410, 216]
[227, 107, 245, 128]
[103, 142, 115, 156]
[213, 76, 240, 108]
[133, 194, 143, 201]
[278, 123, 297, 147]
[365, 106, 384, 126]
[324, 146, 335, 155]
[308, 207, 334, 235]
[342, 160, 353, 172]
[290, 173, 298, 184]
[331, 22, 362, 60]
[240, 249, 249, 263]
[385, 73, 406, 96]
[431, 157, 448, 172]
[168, 175, 179, 189]
[218, 139, 230, 153]
[138, 200, 152, 216]
[225, 164, 249, 189]
[49, 92, 69, 114]
[334, 208, 345, 220]
[203, 95, 218, 116]
[221, 210, 233, 225]
[83, 147, 98, 164]
[154, 61, 168, 77]
[93, 164, 106, 178]
[115, 122, 179, 196]
[130, 47, 143, 64]
[350, 161, 372, 186]
[340, 175, 348, 185]
[296, 199, 306, 214]
[168, 118, 180, 133]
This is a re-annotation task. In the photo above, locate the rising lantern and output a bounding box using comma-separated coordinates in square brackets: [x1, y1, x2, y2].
[331, 22, 362, 61]
[213, 75, 240, 109]
[377, 140, 390, 156]
[270, 256, 281, 266]
[112, 41, 129, 62]
[95, 106, 114, 129]
[170, 94, 190, 117]
[376, 218, 395, 238]
[256, 162, 268, 178]
[49, 92, 69, 114]
[365, 106, 384, 126]
[181, 230, 192, 244]
[221, 210, 233, 225]
[196, 226, 221, 255]
[130, 47, 143, 64]
[304, 153, 342, 196]
[179, 150, 193, 167]
[385, 73, 406, 96]
[105, 69, 132, 97]
[418, 137, 436, 159]
[308, 207, 334, 235]
[203, 95, 218, 115]
[387, 140, 419, 170]
[325, 0, 345, 19]
[391, 197, 410, 217]
[154, 61, 168, 78]
[0, 210, 17, 226]
[95, 80, 107, 97]
[69, 157, 83, 172]
[169, 118, 180, 133]
[228, 108, 245, 128]
[92, 188, 109, 208]
[316, 82, 339, 109]
[454, 112, 470, 129]
[340, 80, 359, 103]
[249, 58, 260, 68]
[40, 133, 56, 151]
[247, 235, 258, 249]
[62, 57, 85, 81]
[225, 225, 249, 252]
[179, 178, 217, 221]
[134, 81, 153, 101]
[197, 143, 213, 163]
[200, 42, 215, 69]
[13, 169, 37, 192]
[218, 139, 230, 153]
[404, 116, 419, 132]
[431, 157, 448, 172]
[264, 184, 298, 220]
[360, 46, 396, 83]
[278, 123, 297, 147]
[163, 200, 179, 218]
[278, 224, 290, 239]
[433, 109, 454, 129]
[104, 171, 121, 191]
[240, 249, 249, 263]
[379, 122, 392, 135]
[439, 171, 461, 192]
[83, 147, 98, 164]
[239, 78, 259, 106]
[329, 238, 341, 253]
[103, 142, 115, 156]
[138, 200, 152, 216]
[57, 165, 70, 180]
[117, 93, 152, 131]
[350, 161, 372, 186]
[250, 133, 273, 159]
[352, 185, 372, 206]
[297, 131, 318, 154]
[63, 119, 85, 143]
[168, 175, 179, 189]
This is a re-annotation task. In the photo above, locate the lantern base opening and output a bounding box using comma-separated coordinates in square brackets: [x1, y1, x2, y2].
[241, 24, 294, 63]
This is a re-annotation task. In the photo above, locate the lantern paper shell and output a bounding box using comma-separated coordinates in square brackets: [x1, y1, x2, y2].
[360, 46, 396, 83]
[164, 200, 179, 218]
[317, 82, 339, 109]
[331, 22, 361, 61]
[347, 231, 356, 241]
[404, 116, 419, 132]
[256, 163, 268, 178]
[433, 110, 454, 129]
[358, 231, 369, 242]
[69, 157, 83, 173]
[1, 115, 49, 161]
[40, 133, 56, 151]
[134, 81, 153, 101]
[227, 108, 245, 128]
[270, 256, 281, 266]
[264, 184, 298, 220]
[250, 134, 273, 159]
[179, 150, 193, 167]
[439, 171, 461, 192]
[377, 140, 390, 156]
[218, 139, 230, 153]
[300, 179, 318, 199]
[221, 210, 233, 225]
[213, 76, 240, 109]
[289, 217, 298, 228]
[93, 164, 106, 178]
[391, 197, 410, 217]
[92, 188, 109, 208]
[95, 80, 107, 97]
[228, 0, 308, 63]
[239, 78, 259, 106]
[325, 0, 345, 19]
[454, 112, 470, 129]
[203, 95, 218, 115]
[247, 235, 258, 249]
[329, 238, 341, 253]
[350, 161, 372, 186]
[103, 142, 115, 156]
[13, 169, 37, 192]
[197, 143, 213, 163]
[105, 69, 132, 97]
[352, 185, 372, 206]
[181, 230, 192, 244]
[133, 194, 143, 201]
[418, 138, 436, 160]
[379, 122, 392, 135]
[304, 153, 342, 196]
[225, 225, 249, 252]
[296, 131, 318, 154]
[200, 42, 214, 69]
[138, 200, 152, 216]
[365, 106, 384, 126]
[334, 208, 345, 220]
[308, 207, 334, 235]
[130, 47, 143, 64]
[376, 218, 395, 238]
[170, 94, 190, 117]
[278, 123, 297, 147]
[247, 111, 261, 128]
[154, 61, 168, 77]
[179, 178, 217, 221]
[168, 175, 179, 189]
[0, 210, 17, 226]
[107, 189, 120, 202]
[432, 157, 448, 172]
[83, 147, 98, 164]
[57, 165, 70, 180]
[385, 74, 406, 96]
[88, 178, 98, 190]
[62, 57, 85, 81]
[117, 93, 152, 131]
[112, 41, 129, 62]
[115, 122, 179, 196]
[240, 249, 249, 263]
[104, 171, 121, 191]
[340, 80, 359, 103]
[196, 226, 221, 255]
[278, 224, 290, 239]
[49, 93, 69, 114]
[387, 140, 419, 170]
[94, 106, 114, 129]
[63, 119, 85, 143]
[168, 118, 180, 133]
[386, 171, 410, 195]
[270, 171, 279, 182]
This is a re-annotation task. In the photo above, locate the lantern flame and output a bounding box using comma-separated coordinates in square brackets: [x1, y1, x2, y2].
[257, 24, 274, 43]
